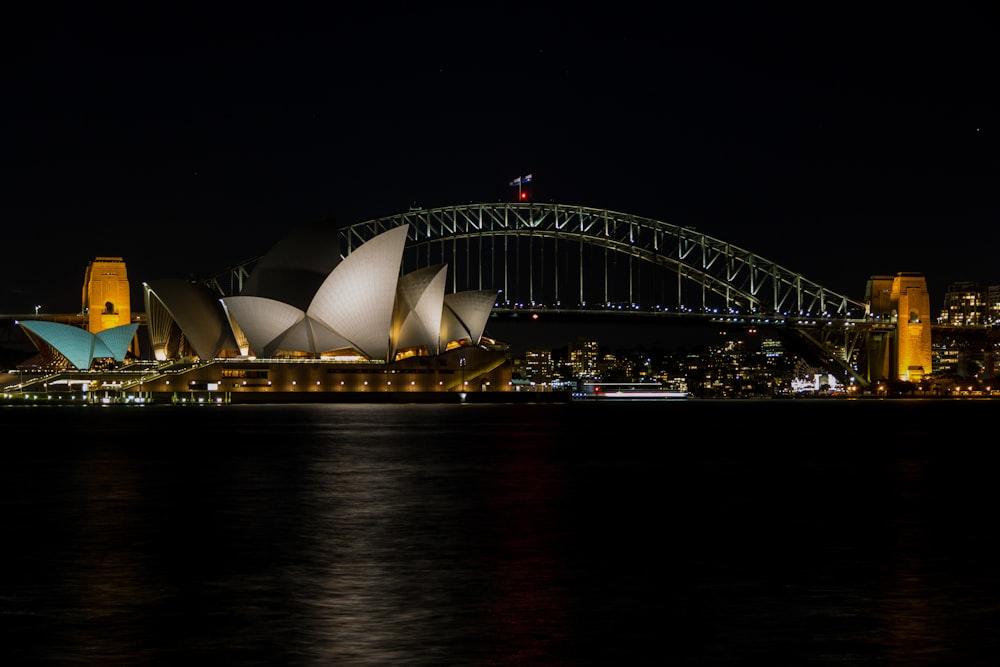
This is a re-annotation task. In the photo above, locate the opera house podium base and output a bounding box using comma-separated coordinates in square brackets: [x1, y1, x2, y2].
[2, 348, 571, 405]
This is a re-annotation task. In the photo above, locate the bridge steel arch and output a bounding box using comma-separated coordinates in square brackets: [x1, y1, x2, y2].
[209, 202, 887, 387]
[339, 202, 871, 319]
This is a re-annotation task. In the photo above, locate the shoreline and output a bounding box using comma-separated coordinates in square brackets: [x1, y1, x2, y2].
[4, 392, 999, 407]
[0, 390, 576, 406]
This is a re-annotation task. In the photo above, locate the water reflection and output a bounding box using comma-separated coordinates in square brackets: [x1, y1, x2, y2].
[61, 446, 156, 665]
[3, 402, 1000, 664]
[872, 458, 951, 664]
[294, 410, 576, 664]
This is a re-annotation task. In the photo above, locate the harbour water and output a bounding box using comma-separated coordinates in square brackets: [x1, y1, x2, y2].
[2, 399, 999, 665]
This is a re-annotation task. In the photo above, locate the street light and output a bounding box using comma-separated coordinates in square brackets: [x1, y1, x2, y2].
[34, 305, 40, 316]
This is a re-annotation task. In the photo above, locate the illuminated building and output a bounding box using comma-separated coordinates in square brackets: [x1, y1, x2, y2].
[144, 223, 497, 364]
[569, 338, 599, 378]
[16, 319, 138, 371]
[891, 273, 933, 382]
[989, 285, 1000, 326]
[865, 273, 932, 383]
[12, 257, 141, 370]
[523, 347, 555, 385]
[939, 281, 987, 326]
[82, 256, 141, 357]
[82, 257, 133, 334]
[13, 223, 513, 399]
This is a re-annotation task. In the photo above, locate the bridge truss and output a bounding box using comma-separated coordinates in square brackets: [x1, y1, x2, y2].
[208, 202, 891, 387]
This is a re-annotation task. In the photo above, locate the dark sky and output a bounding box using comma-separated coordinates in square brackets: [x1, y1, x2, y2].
[2, 4, 996, 336]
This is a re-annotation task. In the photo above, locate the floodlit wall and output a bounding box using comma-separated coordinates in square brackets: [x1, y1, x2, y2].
[891, 273, 933, 382]
[83, 257, 132, 334]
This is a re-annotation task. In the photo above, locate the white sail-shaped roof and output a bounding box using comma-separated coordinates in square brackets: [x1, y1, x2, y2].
[441, 290, 498, 347]
[265, 312, 354, 357]
[220, 296, 355, 358]
[221, 296, 305, 357]
[141, 220, 499, 363]
[308, 225, 409, 361]
[144, 279, 239, 360]
[392, 264, 447, 357]
[239, 218, 343, 310]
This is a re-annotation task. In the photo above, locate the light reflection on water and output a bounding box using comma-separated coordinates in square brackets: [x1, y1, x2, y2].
[2, 400, 1000, 665]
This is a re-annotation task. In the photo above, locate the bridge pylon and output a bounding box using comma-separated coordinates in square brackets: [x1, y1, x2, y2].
[863, 273, 933, 385]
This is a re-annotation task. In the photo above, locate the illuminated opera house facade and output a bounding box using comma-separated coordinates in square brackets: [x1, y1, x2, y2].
[14, 222, 513, 402]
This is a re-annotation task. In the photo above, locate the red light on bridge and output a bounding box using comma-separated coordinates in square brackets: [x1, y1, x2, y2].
[520, 191, 528, 200]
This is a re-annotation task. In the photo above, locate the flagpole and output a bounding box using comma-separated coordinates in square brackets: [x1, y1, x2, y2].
[510, 174, 531, 202]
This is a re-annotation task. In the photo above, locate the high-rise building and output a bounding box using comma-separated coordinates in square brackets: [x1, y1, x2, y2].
[568, 338, 599, 378]
[939, 281, 986, 326]
[988, 285, 1000, 326]
[523, 347, 555, 385]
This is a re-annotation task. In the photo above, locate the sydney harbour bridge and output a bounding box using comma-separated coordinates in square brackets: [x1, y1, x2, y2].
[205, 202, 900, 388]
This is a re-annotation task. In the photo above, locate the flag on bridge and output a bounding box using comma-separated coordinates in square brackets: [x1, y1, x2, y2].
[510, 173, 533, 201]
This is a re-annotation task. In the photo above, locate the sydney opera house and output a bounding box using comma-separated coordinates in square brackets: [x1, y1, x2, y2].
[7, 221, 515, 403]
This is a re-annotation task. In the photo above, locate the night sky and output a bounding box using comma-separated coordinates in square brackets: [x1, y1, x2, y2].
[3, 5, 996, 342]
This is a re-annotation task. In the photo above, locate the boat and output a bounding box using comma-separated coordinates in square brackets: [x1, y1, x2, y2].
[574, 382, 689, 400]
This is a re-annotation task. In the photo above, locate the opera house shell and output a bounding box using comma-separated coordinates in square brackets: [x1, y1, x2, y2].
[144, 222, 498, 363]
[5, 220, 512, 401]
[16, 320, 139, 372]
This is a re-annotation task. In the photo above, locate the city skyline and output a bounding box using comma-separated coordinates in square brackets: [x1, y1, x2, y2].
[3, 5, 995, 317]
